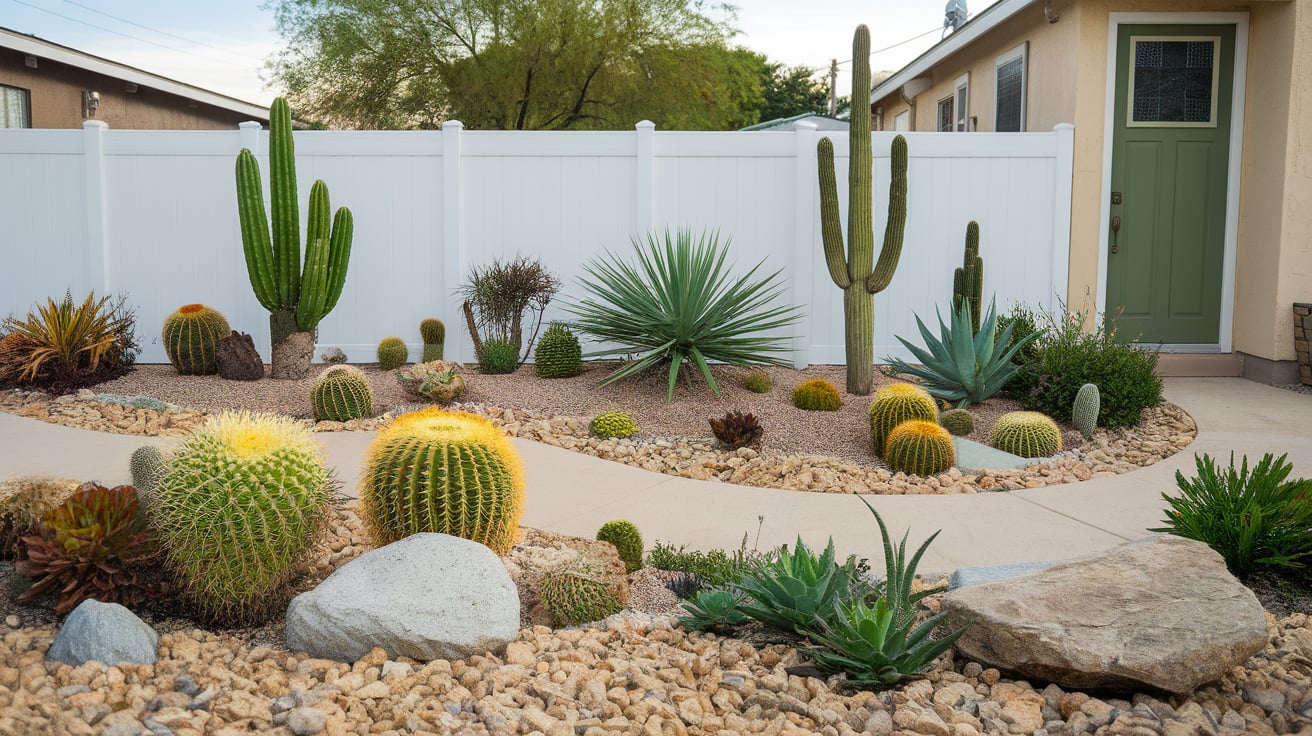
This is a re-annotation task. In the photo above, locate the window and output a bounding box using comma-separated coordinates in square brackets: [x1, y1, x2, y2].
[995, 43, 1028, 132]
[0, 85, 30, 128]
[894, 110, 910, 131]
[937, 96, 954, 132]
[1127, 36, 1220, 127]
[937, 74, 971, 132]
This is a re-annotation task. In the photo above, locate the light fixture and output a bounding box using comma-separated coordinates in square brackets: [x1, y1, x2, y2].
[83, 90, 100, 118]
[125, 82, 138, 94]
[24, 55, 37, 68]
[1045, 0, 1060, 23]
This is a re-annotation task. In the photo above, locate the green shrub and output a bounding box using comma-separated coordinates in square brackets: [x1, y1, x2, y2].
[590, 410, 637, 439]
[376, 337, 408, 370]
[742, 369, 772, 393]
[995, 303, 1043, 366]
[647, 541, 760, 586]
[793, 378, 842, 411]
[1152, 453, 1312, 575]
[731, 537, 874, 635]
[596, 520, 644, 573]
[566, 229, 802, 401]
[534, 322, 582, 378]
[459, 256, 560, 367]
[479, 338, 519, 374]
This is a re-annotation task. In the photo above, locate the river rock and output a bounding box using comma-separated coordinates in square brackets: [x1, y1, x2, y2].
[215, 331, 264, 381]
[47, 599, 158, 666]
[943, 536, 1268, 694]
[285, 533, 520, 662]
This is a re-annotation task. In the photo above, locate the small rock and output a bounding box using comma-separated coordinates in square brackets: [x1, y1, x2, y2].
[286, 707, 327, 736]
[47, 599, 158, 666]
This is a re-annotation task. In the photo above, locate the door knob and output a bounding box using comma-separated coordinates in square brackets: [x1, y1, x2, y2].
[1110, 215, 1121, 255]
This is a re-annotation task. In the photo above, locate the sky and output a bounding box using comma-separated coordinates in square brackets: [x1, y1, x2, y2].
[0, 0, 1001, 108]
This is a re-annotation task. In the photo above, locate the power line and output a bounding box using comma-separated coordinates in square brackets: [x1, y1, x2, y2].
[809, 26, 945, 75]
[7, 0, 242, 65]
[60, 0, 246, 59]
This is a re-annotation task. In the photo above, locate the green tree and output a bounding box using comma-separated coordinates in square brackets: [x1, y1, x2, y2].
[267, 0, 760, 130]
[757, 61, 834, 121]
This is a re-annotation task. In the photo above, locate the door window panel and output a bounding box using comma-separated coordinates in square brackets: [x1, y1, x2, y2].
[1128, 37, 1219, 127]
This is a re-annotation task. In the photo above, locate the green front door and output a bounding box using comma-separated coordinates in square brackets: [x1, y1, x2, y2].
[1107, 24, 1234, 345]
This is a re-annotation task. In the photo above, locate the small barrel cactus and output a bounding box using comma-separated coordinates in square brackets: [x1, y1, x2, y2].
[1072, 383, 1100, 439]
[377, 337, 408, 370]
[129, 445, 167, 498]
[991, 411, 1063, 458]
[939, 408, 975, 437]
[534, 322, 582, 378]
[162, 304, 231, 375]
[742, 370, 772, 393]
[420, 318, 446, 362]
[153, 411, 334, 623]
[539, 564, 626, 627]
[311, 365, 373, 421]
[596, 520, 644, 573]
[792, 378, 842, 411]
[884, 420, 955, 476]
[591, 410, 638, 439]
[869, 383, 938, 456]
[360, 408, 525, 555]
[396, 361, 466, 405]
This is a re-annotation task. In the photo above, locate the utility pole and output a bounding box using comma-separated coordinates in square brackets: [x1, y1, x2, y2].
[828, 59, 839, 116]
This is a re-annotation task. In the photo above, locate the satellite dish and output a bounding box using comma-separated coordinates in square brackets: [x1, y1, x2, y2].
[945, 0, 968, 31]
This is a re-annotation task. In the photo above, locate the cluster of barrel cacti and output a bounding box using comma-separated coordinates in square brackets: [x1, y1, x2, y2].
[792, 378, 842, 411]
[590, 410, 638, 439]
[884, 420, 956, 476]
[868, 383, 938, 455]
[533, 322, 582, 378]
[360, 408, 524, 555]
[162, 304, 230, 375]
[311, 365, 373, 421]
[420, 318, 445, 362]
[991, 411, 1063, 458]
[596, 520, 644, 573]
[539, 562, 627, 627]
[376, 337, 408, 370]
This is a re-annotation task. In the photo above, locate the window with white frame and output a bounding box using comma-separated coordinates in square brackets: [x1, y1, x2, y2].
[937, 74, 971, 132]
[995, 42, 1028, 132]
[937, 96, 954, 131]
[0, 85, 30, 128]
[894, 110, 910, 131]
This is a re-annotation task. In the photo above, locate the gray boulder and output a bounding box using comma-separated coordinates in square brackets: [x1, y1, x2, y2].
[943, 536, 1268, 694]
[286, 533, 520, 662]
[47, 599, 158, 666]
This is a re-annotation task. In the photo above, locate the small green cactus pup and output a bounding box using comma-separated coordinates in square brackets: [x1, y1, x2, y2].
[868, 383, 938, 456]
[991, 411, 1063, 458]
[376, 337, 408, 370]
[742, 369, 772, 393]
[360, 408, 525, 554]
[129, 445, 167, 498]
[884, 420, 955, 476]
[153, 411, 333, 623]
[311, 365, 373, 421]
[591, 410, 638, 439]
[596, 520, 644, 573]
[792, 378, 842, 411]
[534, 322, 583, 378]
[539, 564, 626, 627]
[939, 408, 975, 437]
[1072, 383, 1101, 439]
[162, 304, 231, 375]
[420, 318, 446, 362]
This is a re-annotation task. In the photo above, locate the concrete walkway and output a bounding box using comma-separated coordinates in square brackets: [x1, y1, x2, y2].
[3, 378, 1309, 574]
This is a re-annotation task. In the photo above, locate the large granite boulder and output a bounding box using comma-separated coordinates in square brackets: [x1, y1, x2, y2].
[286, 533, 520, 662]
[943, 536, 1268, 694]
[47, 599, 158, 666]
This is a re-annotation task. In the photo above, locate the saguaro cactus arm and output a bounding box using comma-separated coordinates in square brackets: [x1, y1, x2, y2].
[269, 98, 300, 308]
[817, 137, 853, 289]
[322, 208, 354, 315]
[235, 150, 278, 312]
[866, 134, 908, 294]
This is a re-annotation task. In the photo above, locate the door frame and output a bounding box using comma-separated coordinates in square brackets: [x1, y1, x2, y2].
[1096, 12, 1248, 353]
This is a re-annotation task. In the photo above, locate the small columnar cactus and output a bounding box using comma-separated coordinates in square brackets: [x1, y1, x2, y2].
[991, 411, 1063, 458]
[539, 564, 626, 627]
[792, 379, 842, 411]
[884, 420, 955, 476]
[376, 337, 408, 370]
[591, 410, 638, 439]
[153, 411, 333, 623]
[311, 365, 373, 421]
[596, 520, 644, 573]
[868, 383, 938, 456]
[162, 304, 231, 375]
[953, 222, 984, 335]
[939, 408, 975, 437]
[1072, 383, 1101, 439]
[129, 445, 167, 498]
[420, 318, 446, 362]
[534, 322, 582, 378]
[360, 408, 525, 554]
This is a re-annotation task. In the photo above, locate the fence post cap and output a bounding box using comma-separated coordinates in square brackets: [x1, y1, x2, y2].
[82, 120, 108, 130]
[443, 120, 465, 131]
[635, 120, 656, 130]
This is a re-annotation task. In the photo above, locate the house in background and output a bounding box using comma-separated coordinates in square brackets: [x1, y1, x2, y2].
[741, 113, 850, 132]
[0, 26, 268, 130]
[871, 0, 1311, 385]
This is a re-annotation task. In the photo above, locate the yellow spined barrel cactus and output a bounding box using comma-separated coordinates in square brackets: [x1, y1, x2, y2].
[361, 408, 525, 555]
[868, 383, 938, 456]
[162, 304, 230, 375]
[884, 420, 955, 476]
[991, 411, 1063, 458]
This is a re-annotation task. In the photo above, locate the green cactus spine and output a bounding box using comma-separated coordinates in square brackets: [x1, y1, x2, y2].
[817, 26, 908, 396]
[596, 520, 643, 573]
[162, 304, 230, 375]
[236, 96, 354, 379]
[534, 322, 582, 378]
[991, 411, 1063, 458]
[591, 411, 638, 439]
[129, 445, 167, 498]
[360, 408, 525, 555]
[420, 318, 446, 362]
[311, 365, 373, 421]
[868, 383, 938, 456]
[884, 420, 955, 476]
[953, 221, 984, 334]
[152, 411, 333, 623]
[939, 408, 975, 437]
[1072, 383, 1100, 439]
[376, 337, 408, 370]
[539, 564, 626, 627]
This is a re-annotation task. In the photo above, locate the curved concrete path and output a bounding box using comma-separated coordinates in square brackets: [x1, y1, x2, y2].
[3, 378, 1309, 574]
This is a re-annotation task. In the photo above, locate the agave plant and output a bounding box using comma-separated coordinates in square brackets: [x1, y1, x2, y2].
[884, 298, 1037, 408]
[566, 229, 803, 402]
[709, 410, 763, 450]
[732, 537, 873, 635]
[678, 588, 749, 632]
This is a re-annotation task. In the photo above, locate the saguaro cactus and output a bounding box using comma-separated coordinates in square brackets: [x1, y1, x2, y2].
[236, 97, 354, 379]
[953, 221, 984, 334]
[817, 25, 908, 396]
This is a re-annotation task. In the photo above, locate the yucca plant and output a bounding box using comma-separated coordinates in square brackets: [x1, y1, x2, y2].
[1152, 453, 1312, 575]
[732, 537, 873, 635]
[884, 298, 1037, 409]
[1, 291, 138, 390]
[567, 229, 803, 402]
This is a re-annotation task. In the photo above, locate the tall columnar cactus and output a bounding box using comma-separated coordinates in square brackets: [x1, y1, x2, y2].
[1072, 383, 1101, 439]
[360, 408, 525, 554]
[991, 411, 1063, 458]
[953, 221, 984, 335]
[868, 383, 938, 457]
[162, 304, 230, 375]
[236, 97, 354, 380]
[420, 318, 446, 363]
[817, 25, 908, 396]
[884, 420, 955, 476]
[311, 365, 373, 422]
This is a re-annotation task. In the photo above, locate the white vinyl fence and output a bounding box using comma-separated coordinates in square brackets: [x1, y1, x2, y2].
[0, 120, 1074, 366]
